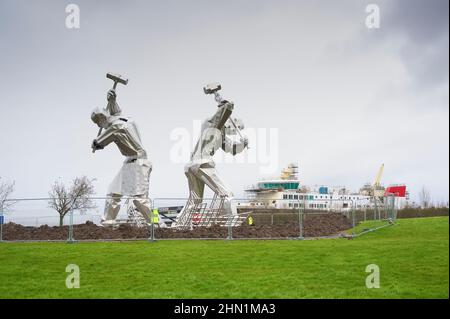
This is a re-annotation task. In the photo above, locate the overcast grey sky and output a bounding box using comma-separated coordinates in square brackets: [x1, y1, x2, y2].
[0, 0, 448, 203]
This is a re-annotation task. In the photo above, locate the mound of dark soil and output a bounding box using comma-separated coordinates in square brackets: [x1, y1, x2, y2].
[2, 221, 148, 241]
[2, 213, 352, 241]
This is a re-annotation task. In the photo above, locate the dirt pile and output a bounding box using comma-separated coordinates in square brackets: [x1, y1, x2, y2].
[303, 213, 352, 237]
[2, 213, 352, 241]
[2, 221, 148, 241]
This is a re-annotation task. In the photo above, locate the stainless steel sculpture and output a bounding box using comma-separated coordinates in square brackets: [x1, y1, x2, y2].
[91, 73, 154, 227]
[173, 83, 249, 229]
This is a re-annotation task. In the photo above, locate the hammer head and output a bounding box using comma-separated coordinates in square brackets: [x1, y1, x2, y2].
[203, 82, 221, 95]
[106, 73, 128, 86]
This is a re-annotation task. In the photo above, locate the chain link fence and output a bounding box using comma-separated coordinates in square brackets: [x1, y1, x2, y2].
[0, 196, 404, 242]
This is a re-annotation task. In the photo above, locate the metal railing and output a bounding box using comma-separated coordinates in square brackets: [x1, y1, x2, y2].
[0, 196, 397, 242]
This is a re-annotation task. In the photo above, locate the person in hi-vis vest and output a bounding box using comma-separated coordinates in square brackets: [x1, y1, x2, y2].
[151, 208, 166, 228]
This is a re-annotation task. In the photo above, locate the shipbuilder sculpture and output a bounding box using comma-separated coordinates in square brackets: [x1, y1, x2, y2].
[90, 73, 153, 227]
[173, 83, 249, 229]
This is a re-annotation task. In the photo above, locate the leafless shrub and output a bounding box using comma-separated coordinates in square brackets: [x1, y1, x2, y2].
[419, 186, 431, 209]
[0, 177, 15, 212]
[48, 176, 96, 226]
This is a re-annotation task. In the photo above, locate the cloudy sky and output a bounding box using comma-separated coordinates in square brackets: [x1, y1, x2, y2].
[0, 0, 448, 203]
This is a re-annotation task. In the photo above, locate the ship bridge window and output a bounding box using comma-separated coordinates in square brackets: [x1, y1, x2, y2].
[262, 182, 299, 190]
[283, 194, 287, 200]
[294, 195, 298, 200]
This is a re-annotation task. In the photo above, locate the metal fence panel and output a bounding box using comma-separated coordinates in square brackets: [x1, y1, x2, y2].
[0, 196, 404, 242]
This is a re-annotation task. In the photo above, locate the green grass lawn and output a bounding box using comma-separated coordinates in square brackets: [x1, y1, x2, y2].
[0, 217, 448, 299]
[348, 219, 393, 235]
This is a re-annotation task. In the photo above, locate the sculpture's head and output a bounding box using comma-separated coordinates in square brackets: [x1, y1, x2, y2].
[210, 100, 234, 131]
[223, 117, 244, 136]
[91, 107, 111, 129]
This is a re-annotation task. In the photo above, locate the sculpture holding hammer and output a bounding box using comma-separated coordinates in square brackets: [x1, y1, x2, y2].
[173, 83, 249, 228]
[90, 73, 155, 227]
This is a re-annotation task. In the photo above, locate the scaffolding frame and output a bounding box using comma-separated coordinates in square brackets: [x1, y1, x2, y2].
[174, 192, 247, 230]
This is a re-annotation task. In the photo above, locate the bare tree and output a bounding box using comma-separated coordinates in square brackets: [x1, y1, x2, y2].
[419, 186, 431, 209]
[48, 176, 96, 226]
[0, 177, 15, 212]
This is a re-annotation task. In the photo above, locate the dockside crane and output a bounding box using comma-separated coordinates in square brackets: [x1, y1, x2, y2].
[372, 163, 385, 198]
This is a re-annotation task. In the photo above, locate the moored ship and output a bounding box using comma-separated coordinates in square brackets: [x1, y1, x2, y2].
[238, 163, 408, 211]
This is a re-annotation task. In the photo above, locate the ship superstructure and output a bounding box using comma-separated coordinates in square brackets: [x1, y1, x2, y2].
[239, 163, 407, 211]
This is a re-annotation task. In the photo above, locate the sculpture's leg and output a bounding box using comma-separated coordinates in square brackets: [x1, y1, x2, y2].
[132, 196, 152, 223]
[102, 193, 121, 225]
[186, 169, 205, 205]
[196, 167, 236, 216]
[133, 197, 167, 228]
[173, 166, 206, 228]
[127, 159, 157, 225]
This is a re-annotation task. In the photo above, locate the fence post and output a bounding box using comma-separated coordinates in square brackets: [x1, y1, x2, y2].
[298, 199, 304, 240]
[379, 199, 382, 220]
[374, 198, 380, 221]
[393, 197, 398, 221]
[149, 200, 156, 242]
[352, 203, 356, 229]
[227, 200, 233, 240]
[67, 210, 75, 244]
[0, 204, 4, 242]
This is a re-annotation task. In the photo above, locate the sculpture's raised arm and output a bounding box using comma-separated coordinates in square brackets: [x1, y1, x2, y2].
[106, 89, 122, 116]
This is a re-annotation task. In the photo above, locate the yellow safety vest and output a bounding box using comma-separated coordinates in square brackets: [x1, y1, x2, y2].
[152, 209, 159, 223]
[248, 216, 254, 226]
